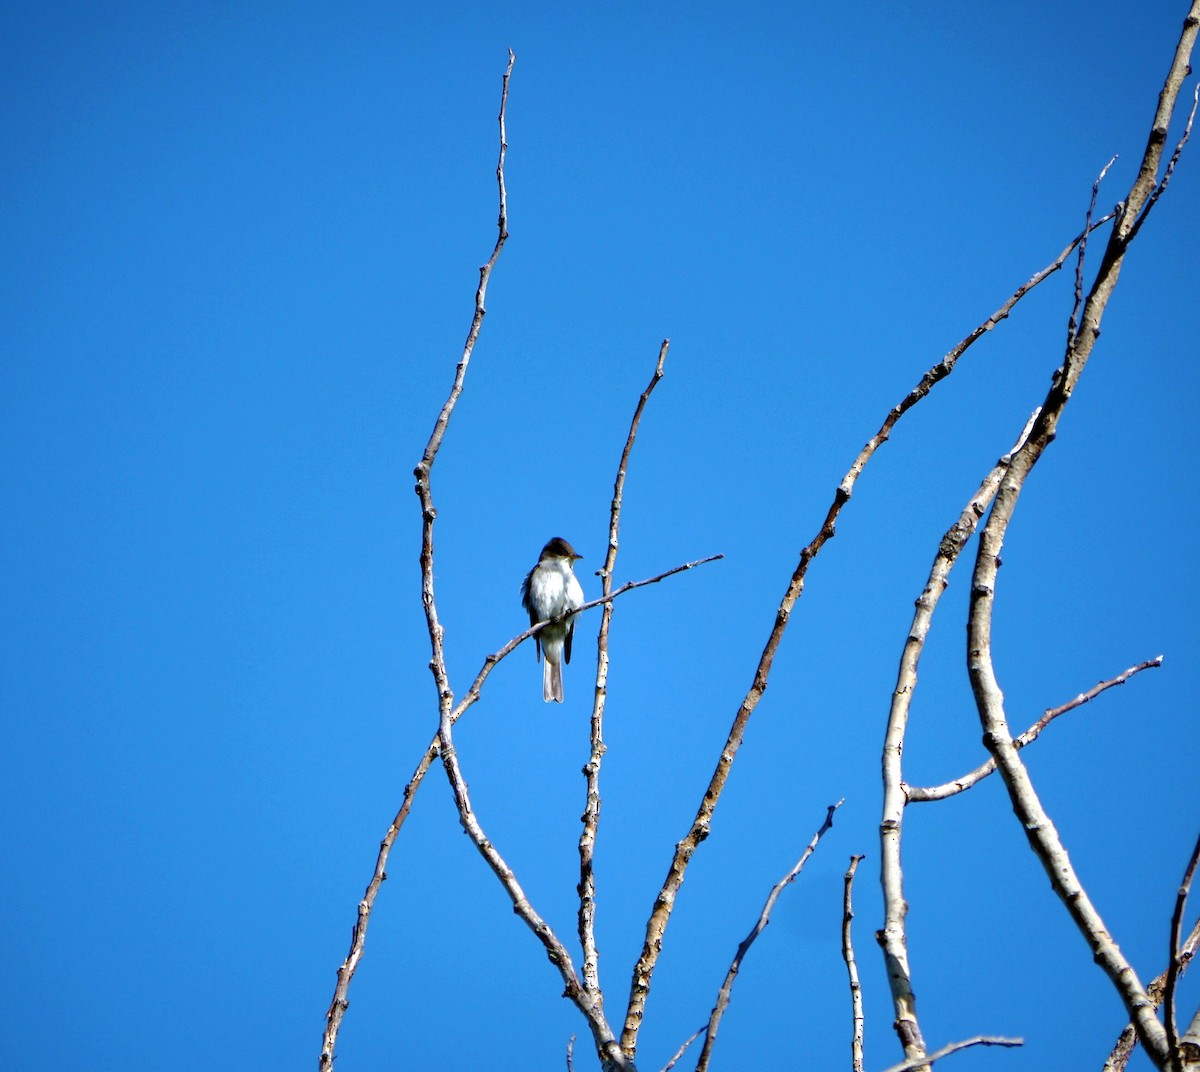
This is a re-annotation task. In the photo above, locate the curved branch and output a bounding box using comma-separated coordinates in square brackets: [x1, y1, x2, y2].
[877, 1036, 1022, 1072]
[965, 12, 1198, 1068]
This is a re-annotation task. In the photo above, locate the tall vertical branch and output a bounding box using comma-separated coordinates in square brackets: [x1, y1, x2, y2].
[579, 342, 671, 1001]
[965, 9, 1199, 1069]
[318, 50, 514, 1072]
[414, 47, 514, 706]
[843, 855, 867, 1072]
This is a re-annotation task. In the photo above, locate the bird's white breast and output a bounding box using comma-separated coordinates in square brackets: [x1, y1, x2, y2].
[529, 561, 582, 619]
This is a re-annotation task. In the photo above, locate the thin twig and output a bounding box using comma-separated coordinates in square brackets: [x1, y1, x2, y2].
[908, 656, 1163, 802]
[1104, 918, 1200, 1071]
[843, 855, 867, 1072]
[319, 51, 514, 1072]
[567, 1034, 576, 1072]
[1068, 156, 1118, 349]
[620, 190, 1108, 1060]
[460, 554, 724, 720]
[694, 801, 843, 1072]
[1166, 832, 1200, 1071]
[659, 1027, 705, 1072]
[580, 341, 671, 998]
[877, 1035, 1023, 1072]
[966, 11, 1198, 1067]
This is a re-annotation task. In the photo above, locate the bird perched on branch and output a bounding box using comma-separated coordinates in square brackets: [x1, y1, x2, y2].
[520, 537, 585, 703]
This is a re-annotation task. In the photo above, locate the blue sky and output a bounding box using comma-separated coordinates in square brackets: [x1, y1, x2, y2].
[3, 3, 1198, 1070]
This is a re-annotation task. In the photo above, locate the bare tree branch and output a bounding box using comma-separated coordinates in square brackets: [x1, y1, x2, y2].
[579, 341, 671, 999]
[877, 1036, 1023, 1072]
[843, 854, 867, 1072]
[908, 656, 1163, 803]
[694, 801, 843, 1072]
[619, 175, 1108, 1060]
[461, 553, 724, 720]
[568, 1034, 576, 1072]
[1167, 833, 1200, 1071]
[1126, 78, 1200, 244]
[1103, 919, 1200, 1072]
[319, 50, 514, 1072]
[965, 11, 1198, 1068]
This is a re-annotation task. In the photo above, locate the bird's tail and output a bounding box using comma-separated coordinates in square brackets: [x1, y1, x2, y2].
[544, 657, 564, 703]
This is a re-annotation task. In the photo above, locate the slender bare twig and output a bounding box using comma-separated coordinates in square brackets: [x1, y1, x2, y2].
[877, 1036, 1023, 1072]
[966, 12, 1198, 1068]
[1167, 833, 1200, 1071]
[580, 341, 671, 999]
[877, 409, 1038, 1063]
[462, 554, 723, 720]
[659, 1027, 705, 1072]
[693, 802, 843, 1072]
[908, 656, 1163, 802]
[567, 1034, 576, 1072]
[620, 192, 1109, 1061]
[843, 855, 867, 1072]
[319, 51, 514, 1072]
[1104, 918, 1200, 1072]
[1068, 155, 1118, 349]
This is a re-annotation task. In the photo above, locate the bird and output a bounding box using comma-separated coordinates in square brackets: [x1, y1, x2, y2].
[520, 537, 585, 703]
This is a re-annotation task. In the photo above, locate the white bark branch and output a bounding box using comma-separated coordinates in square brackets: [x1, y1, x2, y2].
[965, 11, 1199, 1067]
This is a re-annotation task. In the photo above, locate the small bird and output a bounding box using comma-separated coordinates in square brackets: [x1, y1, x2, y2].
[520, 537, 585, 703]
